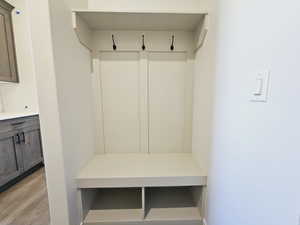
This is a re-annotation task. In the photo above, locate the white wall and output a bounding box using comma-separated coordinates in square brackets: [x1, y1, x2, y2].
[28, 0, 70, 224]
[208, 0, 300, 225]
[0, 0, 39, 113]
[65, 0, 87, 9]
[88, 0, 210, 12]
[28, 0, 96, 225]
[48, 0, 96, 224]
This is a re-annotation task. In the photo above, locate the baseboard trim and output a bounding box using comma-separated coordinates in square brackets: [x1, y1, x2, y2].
[0, 162, 44, 193]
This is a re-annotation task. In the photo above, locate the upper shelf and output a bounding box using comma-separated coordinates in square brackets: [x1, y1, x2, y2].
[72, 10, 208, 51]
[72, 10, 207, 31]
[77, 153, 207, 188]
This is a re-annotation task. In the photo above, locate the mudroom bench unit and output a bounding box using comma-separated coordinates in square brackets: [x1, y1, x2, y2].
[73, 8, 210, 225]
[77, 154, 207, 225]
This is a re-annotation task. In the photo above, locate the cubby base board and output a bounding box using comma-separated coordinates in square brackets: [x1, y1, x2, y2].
[84, 208, 202, 225]
[84, 209, 144, 224]
[145, 207, 201, 221]
[85, 221, 202, 225]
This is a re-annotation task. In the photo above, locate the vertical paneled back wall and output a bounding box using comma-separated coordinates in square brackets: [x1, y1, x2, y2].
[92, 31, 195, 154]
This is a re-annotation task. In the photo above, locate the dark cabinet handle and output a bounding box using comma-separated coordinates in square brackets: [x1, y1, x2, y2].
[15, 134, 21, 144]
[21, 132, 25, 143]
[11, 121, 25, 126]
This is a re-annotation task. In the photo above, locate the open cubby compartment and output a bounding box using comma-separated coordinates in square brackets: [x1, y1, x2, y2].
[145, 186, 205, 224]
[79, 188, 144, 225]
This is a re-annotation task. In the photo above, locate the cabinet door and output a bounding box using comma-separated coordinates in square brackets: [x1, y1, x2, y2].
[0, 131, 23, 187]
[21, 126, 43, 172]
[0, 0, 18, 82]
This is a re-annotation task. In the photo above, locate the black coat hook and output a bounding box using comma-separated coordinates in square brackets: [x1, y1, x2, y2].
[170, 35, 175, 51]
[112, 35, 117, 51]
[142, 35, 146, 51]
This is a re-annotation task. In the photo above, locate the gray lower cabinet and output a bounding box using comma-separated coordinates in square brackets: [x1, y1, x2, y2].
[0, 116, 43, 188]
[0, 130, 23, 187]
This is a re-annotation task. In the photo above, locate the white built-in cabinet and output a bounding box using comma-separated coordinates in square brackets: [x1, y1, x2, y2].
[72, 9, 209, 225]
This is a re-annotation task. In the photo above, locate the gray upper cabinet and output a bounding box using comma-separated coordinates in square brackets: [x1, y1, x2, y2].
[0, 130, 23, 187]
[0, 0, 18, 83]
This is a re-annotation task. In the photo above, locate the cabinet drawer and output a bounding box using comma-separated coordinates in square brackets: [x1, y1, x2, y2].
[0, 116, 40, 134]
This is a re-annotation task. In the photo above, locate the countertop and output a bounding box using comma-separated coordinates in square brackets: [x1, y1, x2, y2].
[0, 112, 39, 121]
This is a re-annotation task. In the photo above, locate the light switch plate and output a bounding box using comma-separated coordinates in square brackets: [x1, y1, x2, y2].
[250, 70, 270, 102]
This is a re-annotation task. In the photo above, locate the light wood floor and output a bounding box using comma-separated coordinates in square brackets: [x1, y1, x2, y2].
[0, 168, 50, 225]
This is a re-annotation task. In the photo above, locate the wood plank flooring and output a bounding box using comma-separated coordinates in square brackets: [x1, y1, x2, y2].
[0, 168, 50, 225]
